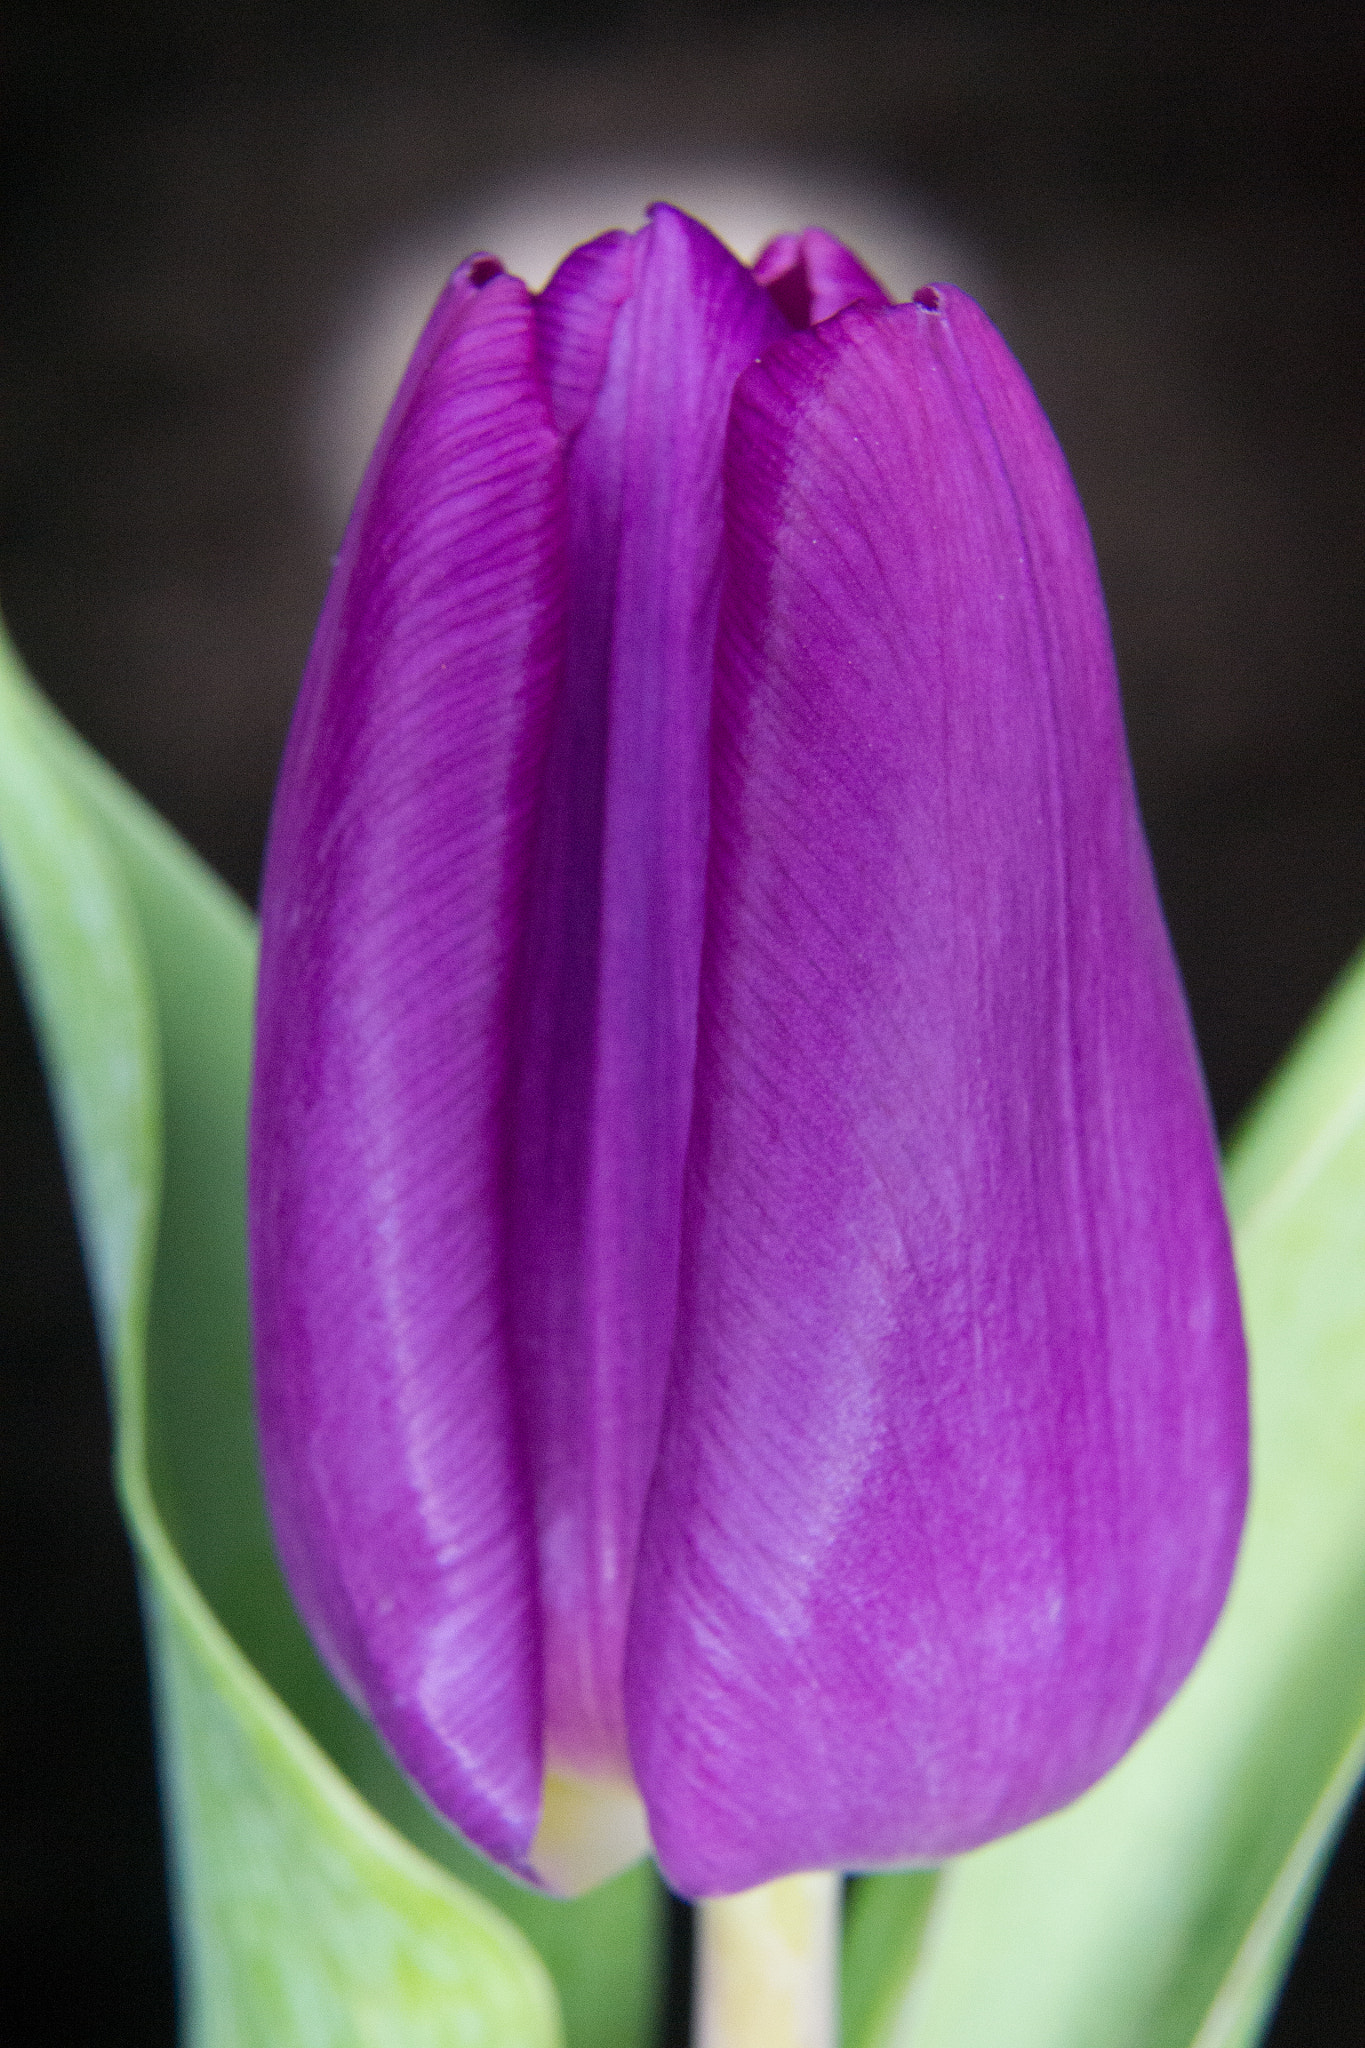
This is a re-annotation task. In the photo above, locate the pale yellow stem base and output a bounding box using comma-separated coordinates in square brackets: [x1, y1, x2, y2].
[528, 1769, 652, 1895]
[693, 1871, 841, 2048]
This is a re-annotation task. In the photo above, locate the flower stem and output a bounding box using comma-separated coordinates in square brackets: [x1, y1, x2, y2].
[692, 1872, 841, 2048]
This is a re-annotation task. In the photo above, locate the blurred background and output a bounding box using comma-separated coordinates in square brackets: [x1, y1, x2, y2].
[1, 2, 1362, 2041]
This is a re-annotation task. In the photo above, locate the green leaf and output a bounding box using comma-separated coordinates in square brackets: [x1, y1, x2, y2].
[859, 945, 1365, 2048]
[0, 623, 664, 2048]
[840, 1874, 939, 2048]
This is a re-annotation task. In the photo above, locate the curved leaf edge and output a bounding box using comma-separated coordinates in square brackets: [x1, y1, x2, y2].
[1188, 1709, 1365, 2048]
[0, 626, 565, 2045]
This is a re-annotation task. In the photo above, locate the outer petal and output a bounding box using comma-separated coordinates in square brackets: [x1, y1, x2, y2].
[627, 286, 1248, 1897]
[513, 209, 790, 1777]
[752, 225, 890, 327]
[250, 259, 564, 1876]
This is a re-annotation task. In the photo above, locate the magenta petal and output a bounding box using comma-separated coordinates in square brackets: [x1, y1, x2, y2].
[626, 286, 1248, 1897]
[249, 259, 565, 1874]
[512, 209, 790, 1776]
[753, 225, 891, 328]
[536, 228, 636, 437]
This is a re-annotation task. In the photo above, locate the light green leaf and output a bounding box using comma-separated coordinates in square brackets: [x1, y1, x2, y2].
[0, 623, 663, 2048]
[841, 1873, 939, 2048]
[866, 943, 1365, 2047]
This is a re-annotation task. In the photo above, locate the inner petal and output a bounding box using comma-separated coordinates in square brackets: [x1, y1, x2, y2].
[511, 207, 789, 1776]
[752, 224, 891, 327]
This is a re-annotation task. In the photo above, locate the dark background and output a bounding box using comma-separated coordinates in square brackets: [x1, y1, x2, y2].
[2, 3, 1362, 2041]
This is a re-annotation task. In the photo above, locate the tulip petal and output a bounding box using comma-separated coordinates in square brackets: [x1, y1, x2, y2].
[535, 228, 636, 439]
[753, 226, 891, 328]
[627, 286, 1248, 1897]
[250, 259, 565, 1875]
[513, 209, 789, 1777]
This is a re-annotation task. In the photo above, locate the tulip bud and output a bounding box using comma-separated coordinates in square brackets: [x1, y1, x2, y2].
[249, 206, 1247, 1900]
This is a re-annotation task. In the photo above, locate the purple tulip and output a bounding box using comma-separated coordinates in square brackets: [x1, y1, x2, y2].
[249, 205, 1247, 1901]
